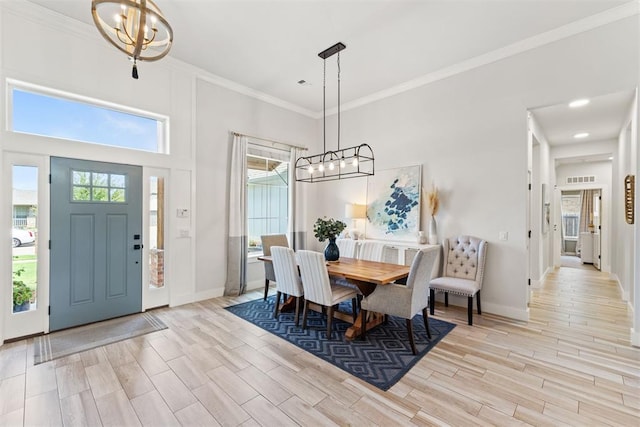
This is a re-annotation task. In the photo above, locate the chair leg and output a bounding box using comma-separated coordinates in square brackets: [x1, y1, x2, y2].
[264, 279, 269, 301]
[422, 307, 432, 340]
[430, 289, 435, 315]
[351, 298, 358, 322]
[273, 291, 281, 318]
[406, 319, 417, 355]
[294, 296, 301, 326]
[476, 291, 482, 315]
[326, 305, 334, 340]
[445, 292, 449, 307]
[361, 309, 367, 340]
[467, 296, 473, 325]
[302, 300, 309, 329]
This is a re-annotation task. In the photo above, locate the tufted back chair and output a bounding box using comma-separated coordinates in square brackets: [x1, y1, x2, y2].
[429, 235, 487, 325]
[444, 236, 485, 283]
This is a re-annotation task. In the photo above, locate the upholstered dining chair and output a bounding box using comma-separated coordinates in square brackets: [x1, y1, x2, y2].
[358, 240, 386, 262]
[429, 235, 487, 325]
[271, 246, 304, 326]
[296, 250, 359, 340]
[260, 234, 289, 300]
[336, 238, 357, 258]
[360, 248, 438, 354]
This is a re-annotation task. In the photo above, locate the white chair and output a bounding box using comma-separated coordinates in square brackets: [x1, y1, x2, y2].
[296, 250, 359, 340]
[360, 248, 439, 354]
[358, 240, 386, 262]
[429, 235, 488, 325]
[336, 238, 357, 258]
[260, 234, 289, 300]
[271, 246, 304, 325]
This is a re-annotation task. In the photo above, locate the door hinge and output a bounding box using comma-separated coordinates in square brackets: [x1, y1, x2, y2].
[528, 230, 532, 238]
[48, 306, 51, 315]
[528, 183, 531, 190]
[528, 278, 531, 286]
[599, 255, 601, 259]
[599, 225, 601, 230]
[48, 174, 52, 184]
[48, 240, 51, 250]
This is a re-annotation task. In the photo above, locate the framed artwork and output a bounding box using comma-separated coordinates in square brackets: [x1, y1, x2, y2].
[365, 165, 421, 241]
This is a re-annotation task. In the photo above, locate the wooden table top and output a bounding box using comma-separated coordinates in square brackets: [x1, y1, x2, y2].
[258, 256, 410, 285]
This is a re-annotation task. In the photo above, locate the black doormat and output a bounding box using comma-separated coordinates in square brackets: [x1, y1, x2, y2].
[34, 312, 167, 365]
[225, 296, 455, 391]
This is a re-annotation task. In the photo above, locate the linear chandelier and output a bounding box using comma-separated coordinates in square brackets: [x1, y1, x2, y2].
[91, 0, 173, 79]
[295, 42, 375, 183]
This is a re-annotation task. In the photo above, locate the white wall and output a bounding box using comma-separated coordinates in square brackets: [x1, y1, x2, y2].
[612, 93, 638, 342]
[194, 79, 316, 296]
[530, 116, 553, 284]
[309, 15, 638, 321]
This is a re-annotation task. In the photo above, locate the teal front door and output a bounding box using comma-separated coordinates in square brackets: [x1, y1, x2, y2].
[50, 157, 143, 331]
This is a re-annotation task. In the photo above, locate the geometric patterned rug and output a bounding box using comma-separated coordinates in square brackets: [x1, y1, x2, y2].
[225, 296, 455, 391]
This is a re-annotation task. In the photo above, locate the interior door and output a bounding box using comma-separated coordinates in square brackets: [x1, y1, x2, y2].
[50, 157, 142, 331]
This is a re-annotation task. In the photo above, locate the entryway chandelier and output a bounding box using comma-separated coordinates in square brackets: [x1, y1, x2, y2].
[295, 42, 374, 183]
[91, 0, 173, 79]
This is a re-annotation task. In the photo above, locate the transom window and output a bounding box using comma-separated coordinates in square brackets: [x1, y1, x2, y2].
[72, 170, 127, 203]
[9, 82, 167, 153]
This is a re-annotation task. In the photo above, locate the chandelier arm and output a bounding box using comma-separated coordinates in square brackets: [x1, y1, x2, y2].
[115, 29, 135, 46]
[131, 0, 147, 60]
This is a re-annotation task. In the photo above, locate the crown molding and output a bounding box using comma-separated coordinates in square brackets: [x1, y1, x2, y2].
[329, 1, 639, 116]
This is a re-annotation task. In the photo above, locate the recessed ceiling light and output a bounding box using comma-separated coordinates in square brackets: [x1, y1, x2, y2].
[569, 99, 590, 108]
[574, 132, 589, 139]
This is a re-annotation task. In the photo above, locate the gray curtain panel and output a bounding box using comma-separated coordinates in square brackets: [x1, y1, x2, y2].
[578, 189, 596, 254]
[225, 134, 248, 296]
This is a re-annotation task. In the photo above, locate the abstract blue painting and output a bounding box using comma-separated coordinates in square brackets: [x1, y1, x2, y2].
[365, 165, 421, 241]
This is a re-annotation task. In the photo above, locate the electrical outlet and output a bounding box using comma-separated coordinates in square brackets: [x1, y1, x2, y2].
[499, 231, 508, 241]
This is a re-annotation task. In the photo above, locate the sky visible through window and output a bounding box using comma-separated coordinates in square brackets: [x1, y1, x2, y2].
[12, 89, 159, 152]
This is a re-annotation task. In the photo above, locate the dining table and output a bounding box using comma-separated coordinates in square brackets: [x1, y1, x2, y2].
[258, 255, 410, 340]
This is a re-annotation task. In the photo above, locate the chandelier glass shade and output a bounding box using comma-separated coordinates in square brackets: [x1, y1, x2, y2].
[295, 42, 375, 183]
[91, 0, 173, 79]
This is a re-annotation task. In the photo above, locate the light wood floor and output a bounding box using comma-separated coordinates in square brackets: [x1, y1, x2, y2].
[1, 267, 639, 426]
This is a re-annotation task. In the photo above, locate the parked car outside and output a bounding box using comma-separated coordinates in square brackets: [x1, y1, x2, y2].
[12, 228, 35, 247]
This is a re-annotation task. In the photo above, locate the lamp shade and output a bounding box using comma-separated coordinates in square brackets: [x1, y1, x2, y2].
[345, 203, 366, 219]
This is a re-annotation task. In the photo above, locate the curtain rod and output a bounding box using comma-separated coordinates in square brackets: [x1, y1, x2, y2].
[232, 131, 308, 151]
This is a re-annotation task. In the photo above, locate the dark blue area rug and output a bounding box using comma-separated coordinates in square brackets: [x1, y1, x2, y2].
[225, 296, 455, 391]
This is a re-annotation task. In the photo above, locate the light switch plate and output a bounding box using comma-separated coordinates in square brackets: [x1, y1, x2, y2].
[499, 231, 508, 241]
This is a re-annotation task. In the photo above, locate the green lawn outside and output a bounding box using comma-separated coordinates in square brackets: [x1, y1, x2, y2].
[12, 258, 37, 291]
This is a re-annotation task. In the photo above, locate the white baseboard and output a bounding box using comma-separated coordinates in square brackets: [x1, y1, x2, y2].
[631, 328, 640, 348]
[432, 294, 529, 322]
[170, 288, 225, 307]
[246, 279, 265, 292]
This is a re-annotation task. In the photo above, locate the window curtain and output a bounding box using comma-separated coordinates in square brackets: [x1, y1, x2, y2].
[225, 134, 248, 296]
[289, 147, 305, 251]
[577, 189, 596, 254]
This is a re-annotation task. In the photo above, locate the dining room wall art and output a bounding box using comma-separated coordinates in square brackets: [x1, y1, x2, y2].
[365, 165, 421, 241]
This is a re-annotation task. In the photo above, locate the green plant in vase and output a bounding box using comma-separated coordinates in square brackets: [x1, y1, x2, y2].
[314, 217, 346, 261]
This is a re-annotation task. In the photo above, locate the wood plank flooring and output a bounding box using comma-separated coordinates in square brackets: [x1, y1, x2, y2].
[1, 266, 638, 426]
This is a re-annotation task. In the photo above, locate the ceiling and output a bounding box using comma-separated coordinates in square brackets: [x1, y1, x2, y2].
[23, 0, 636, 160]
[26, 0, 632, 115]
[531, 89, 635, 147]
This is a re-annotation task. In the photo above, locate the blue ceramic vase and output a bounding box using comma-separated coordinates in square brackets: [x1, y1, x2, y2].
[324, 237, 340, 261]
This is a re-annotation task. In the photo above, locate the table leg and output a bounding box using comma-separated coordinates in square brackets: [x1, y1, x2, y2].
[345, 311, 385, 340]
